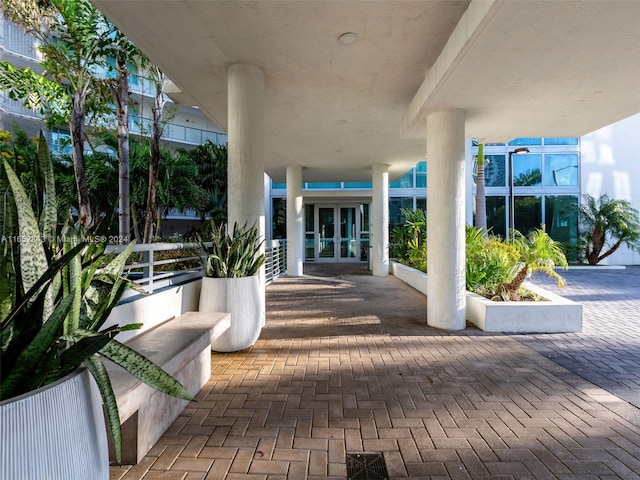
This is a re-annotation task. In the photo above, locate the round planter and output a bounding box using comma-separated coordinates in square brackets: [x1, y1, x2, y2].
[199, 275, 264, 352]
[0, 369, 109, 480]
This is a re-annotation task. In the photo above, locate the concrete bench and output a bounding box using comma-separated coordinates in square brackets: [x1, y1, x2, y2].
[105, 311, 230, 464]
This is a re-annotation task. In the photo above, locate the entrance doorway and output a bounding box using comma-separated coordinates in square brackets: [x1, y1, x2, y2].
[315, 205, 363, 263]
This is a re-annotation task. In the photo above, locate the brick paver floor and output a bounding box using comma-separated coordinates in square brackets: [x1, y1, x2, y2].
[111, 264, 640, 480]
[520, 266, 640, 408]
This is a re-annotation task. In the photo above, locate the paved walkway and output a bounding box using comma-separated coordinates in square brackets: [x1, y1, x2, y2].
[520, 266, 640, 408]
[111, 264, 640, 480]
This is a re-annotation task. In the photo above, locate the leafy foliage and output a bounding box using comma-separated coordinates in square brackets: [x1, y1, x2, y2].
[181, 141, 228, 224]
[199, 221, 265, 278]
[1, 157, 193, 464]
[390, 208, 426, 262]
[393, 209, 568, 301]
[579, 194, 640, 265]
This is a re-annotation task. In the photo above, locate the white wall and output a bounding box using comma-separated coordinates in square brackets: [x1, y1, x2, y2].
[581, 113, 640, 265]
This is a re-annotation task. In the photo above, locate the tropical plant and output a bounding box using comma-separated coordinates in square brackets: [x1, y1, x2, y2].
[181, 140, 228, 224]
[389, 207, 426, 261]
[465, 226, 520, 297]
[199, 221, 265, 278]
[0, 158, 193, 464]
[579, 193, 640, 265]
[1, 0, 118, 227]
[494, 228, 568, 300]
[474, 142, 488, 234]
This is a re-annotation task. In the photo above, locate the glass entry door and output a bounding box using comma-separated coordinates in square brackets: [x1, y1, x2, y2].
[315, 205, 361, 262]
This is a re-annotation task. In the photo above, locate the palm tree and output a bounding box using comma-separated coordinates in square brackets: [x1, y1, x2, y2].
[474, 142, 488, 235]
[579, 194, 640, 265]
[496, 228, 567, 300]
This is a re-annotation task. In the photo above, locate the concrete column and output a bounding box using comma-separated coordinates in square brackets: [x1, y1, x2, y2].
[286, 165, 304, 276]
[228, 63, 265, 234]
[227, 63, 265, 325]
[371, 164, 389, 276]
[426, 109, 466, 330]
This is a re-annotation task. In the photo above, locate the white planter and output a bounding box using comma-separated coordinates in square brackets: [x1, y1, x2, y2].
[389, 260, 582, 333]
[199, 275, 264, 352]
[1, 369, 109, 480]
[466, 282, 582, 333]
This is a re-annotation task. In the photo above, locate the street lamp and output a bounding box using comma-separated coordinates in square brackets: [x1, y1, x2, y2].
[508, 147, 530, 239]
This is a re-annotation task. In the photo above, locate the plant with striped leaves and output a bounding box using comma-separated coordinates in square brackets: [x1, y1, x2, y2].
[1, 154, 192, 464]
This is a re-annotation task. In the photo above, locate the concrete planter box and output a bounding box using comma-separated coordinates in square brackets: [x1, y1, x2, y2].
[466, 282, 582, 333]
[1, 369, 109, 480]
[199, 275, 264, 352]
[390, 260, 582, 333]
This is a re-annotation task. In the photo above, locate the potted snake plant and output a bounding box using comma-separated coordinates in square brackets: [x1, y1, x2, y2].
[1, 143, 192, 479]
[198, 221, 265, 352]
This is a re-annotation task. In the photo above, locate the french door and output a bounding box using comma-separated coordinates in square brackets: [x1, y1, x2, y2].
[315, 205, 361, 262]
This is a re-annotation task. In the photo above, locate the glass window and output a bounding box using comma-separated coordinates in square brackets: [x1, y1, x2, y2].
[305, 204, 314, 232]
[416, 197, 426, 213]
[544, 154, 579, 186]
[484, 155, 506, 187]
[544, 137, 578, 146]
[343, 181, 372, 189]
[514, 196, 542, 235]
[389, 197, 414, 226]
[508, 138, 542, 146]
[486, 196, 507, 239]
[513, 154, 542, 186]
[305, 182, 341, 189]
[360, 204, 370, 232]
[545, 195, 579, 246]
[305, 234, 315, 261]
[271, 198, 286, 239]
[271, 181, 286, 189]
[390, 170, 414, 189]
[415, 162, 427, 188]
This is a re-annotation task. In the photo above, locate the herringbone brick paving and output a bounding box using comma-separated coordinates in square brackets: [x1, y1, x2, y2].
[111, 264, 640, 479]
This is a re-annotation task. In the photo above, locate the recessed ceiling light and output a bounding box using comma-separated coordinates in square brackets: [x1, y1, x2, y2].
[338, 32, 358, 46]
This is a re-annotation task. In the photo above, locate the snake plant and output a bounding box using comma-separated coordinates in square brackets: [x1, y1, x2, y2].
[199, 221, 265, 278]
[1, 156, 193, 464]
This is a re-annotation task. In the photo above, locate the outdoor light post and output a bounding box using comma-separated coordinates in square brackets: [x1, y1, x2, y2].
[508, 147, 530, 239]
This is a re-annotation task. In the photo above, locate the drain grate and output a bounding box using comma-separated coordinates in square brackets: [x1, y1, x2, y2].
[346, 452, 389, 480]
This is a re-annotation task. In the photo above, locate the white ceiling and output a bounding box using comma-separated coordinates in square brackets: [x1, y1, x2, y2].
[91, 0, 640, 182]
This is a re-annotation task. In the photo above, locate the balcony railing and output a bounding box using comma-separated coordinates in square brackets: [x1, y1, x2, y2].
[0, 91, 41, 119]
[106, 239, 287, 299]
[0, 18, 40, 59]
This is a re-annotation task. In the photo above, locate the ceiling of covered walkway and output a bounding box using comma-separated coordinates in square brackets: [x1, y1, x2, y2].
[92, 0, 640, 182]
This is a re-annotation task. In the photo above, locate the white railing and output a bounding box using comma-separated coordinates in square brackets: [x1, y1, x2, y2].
[106, 238, 287, 300]
[1, 18, 40, 59]
[266, 239, 287, 285]
[105, 242, 204, 298]
[0, 91, 41, 118]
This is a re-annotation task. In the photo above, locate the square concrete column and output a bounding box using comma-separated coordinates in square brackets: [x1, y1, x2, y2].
[371, 164, 389, 276]
[286, 165, 304, 276]
[227, 63, 266, 324]
[426, 109, 466, 330]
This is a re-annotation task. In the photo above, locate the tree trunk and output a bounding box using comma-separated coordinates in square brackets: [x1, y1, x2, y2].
[70, 91, 92, 228]
[143, 71, 164, 243]
[586, 226, 605, 265]
[475, 143, 487, 236]
[115, 57, 130, 244]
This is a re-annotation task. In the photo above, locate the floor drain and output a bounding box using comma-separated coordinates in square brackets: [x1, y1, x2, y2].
[346, 452, 389, 480]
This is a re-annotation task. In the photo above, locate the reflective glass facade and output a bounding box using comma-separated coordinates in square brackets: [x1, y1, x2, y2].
[269, 138, 580, 249]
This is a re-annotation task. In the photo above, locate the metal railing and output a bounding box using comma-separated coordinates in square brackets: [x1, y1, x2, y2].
[105, 242, 204, 298]
[106, 238, 287, 300]
[1, 18, 40, 59]
[266, 239, 287, 285]
[0, 91, 41, 119]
